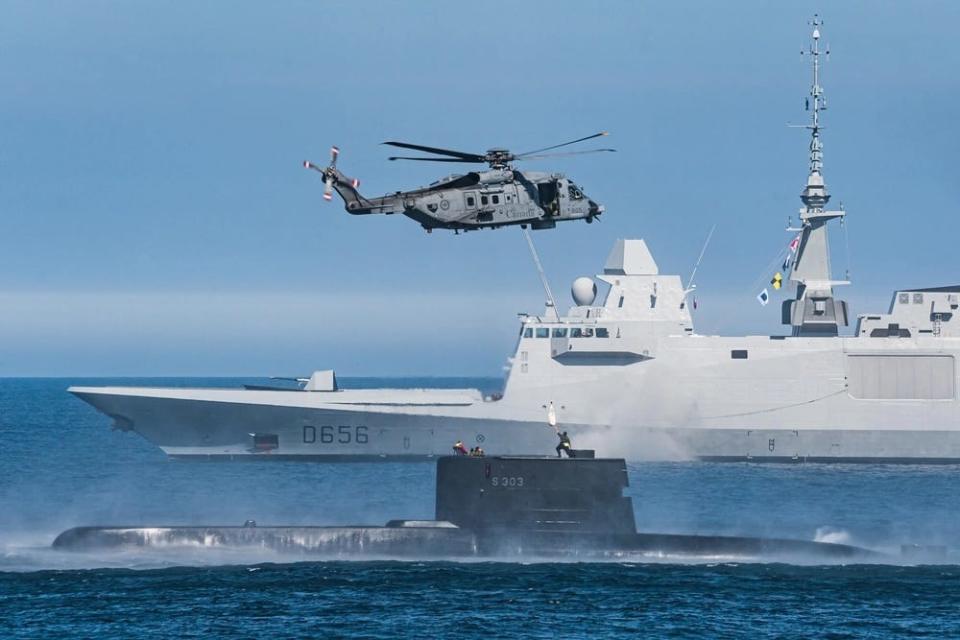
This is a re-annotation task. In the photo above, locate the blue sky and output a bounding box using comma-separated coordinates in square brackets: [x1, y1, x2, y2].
[1, 1, 958, 376]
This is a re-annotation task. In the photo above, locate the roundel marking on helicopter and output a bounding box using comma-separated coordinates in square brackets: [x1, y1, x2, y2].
[440, 199, 450, 210]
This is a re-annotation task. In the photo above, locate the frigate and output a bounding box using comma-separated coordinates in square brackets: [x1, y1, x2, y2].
[69, 19, 960, 462]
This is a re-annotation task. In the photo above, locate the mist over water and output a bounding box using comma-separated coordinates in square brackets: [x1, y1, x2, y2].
[2, 378, 959, 637]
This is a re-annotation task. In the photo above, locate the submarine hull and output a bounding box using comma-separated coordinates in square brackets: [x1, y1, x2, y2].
[52, 525, 874, 561]
[52, 456, 882, 561]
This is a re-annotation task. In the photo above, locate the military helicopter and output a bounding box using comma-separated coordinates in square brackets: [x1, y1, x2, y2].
[303, 132, 613, 233]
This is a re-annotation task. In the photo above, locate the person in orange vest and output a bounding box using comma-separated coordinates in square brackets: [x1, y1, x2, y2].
[452, 440, 469, 456]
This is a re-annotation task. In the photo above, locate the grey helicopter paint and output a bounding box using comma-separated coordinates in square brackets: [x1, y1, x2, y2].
[303, 133, 611, 232]
[70, 18, 960, 462]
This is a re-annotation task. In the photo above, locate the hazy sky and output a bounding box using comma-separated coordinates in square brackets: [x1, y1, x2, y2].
[2, 1, 958, 376]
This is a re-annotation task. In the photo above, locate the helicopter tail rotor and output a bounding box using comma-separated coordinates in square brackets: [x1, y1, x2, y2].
[324, 146, 339, 199]
[304, 146, 360, 202]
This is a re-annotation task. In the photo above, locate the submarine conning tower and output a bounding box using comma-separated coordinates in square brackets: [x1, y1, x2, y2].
[435, 455, 636, 535]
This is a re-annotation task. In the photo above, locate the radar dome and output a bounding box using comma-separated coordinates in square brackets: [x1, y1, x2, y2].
[571, 277, 597, 306]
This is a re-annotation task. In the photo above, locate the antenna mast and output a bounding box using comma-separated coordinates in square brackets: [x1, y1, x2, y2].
[783, 15, 850, 337]
[803, 13, 828, 199]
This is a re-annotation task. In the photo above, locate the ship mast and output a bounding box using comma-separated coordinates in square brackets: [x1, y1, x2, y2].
[784, 15, 850, 336]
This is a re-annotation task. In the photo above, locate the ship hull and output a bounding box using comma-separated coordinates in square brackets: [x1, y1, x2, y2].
[70, 384, 960, 462]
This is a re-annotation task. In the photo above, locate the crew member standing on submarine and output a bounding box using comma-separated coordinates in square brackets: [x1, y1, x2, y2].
[556, 431, 573, 458]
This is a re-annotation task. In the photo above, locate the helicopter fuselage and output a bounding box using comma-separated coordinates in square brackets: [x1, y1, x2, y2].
[329, 167, 602, 232]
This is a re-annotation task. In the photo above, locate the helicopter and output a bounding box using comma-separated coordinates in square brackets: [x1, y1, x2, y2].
[303, 132, 614, 233]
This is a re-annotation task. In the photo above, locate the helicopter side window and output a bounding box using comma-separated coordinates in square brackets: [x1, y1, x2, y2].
[568, 184, 583, 200]
[481, 195, 488, 206]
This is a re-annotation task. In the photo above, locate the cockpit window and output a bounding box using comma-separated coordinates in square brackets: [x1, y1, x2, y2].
[535, 327, 549, 338]
[568, 184, 583, 200]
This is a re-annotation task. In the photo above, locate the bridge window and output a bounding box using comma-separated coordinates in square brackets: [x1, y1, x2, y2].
[551, 328, 567, 338]
[535, 327, 549, 338]
[596, 328, 610, 338]
[492, 195, 500, 204]
[898, 293, 909, 304]
[481, 195, 488, 205]
[466, 196, 475, 207]
[618, 296, 625, 308]
[731, 350, 749, 359]
[581, 328, 594, 338]
[522, 327, 532, 338]
[869, 324, 912, 338]
[913, 293, 924, 304]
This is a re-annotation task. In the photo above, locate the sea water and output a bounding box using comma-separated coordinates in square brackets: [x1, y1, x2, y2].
[1, 378, 958, 638]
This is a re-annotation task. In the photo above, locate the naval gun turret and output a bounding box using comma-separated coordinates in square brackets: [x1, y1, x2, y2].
[782, 16, 850, 337]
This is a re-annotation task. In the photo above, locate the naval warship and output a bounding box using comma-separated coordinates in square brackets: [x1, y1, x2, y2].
[70, 20, 960, 462]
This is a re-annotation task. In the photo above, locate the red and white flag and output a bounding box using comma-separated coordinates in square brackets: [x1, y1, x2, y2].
[789, 235, 801, 252]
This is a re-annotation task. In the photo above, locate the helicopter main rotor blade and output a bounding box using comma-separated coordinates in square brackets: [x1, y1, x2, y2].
[516, 132, 610, 158]
[382, 141, 485, 161]
[388, 156, 485, 163]
[515, 148, 617, 161]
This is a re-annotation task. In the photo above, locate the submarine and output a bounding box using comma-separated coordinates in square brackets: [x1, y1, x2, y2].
[54, 454, 884, 561]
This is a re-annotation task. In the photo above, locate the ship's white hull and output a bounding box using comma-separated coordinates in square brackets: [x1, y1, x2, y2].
[70, 374, 960, 464]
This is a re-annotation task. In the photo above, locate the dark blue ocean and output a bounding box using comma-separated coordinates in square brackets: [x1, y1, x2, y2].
[2, 378, 959, 638]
